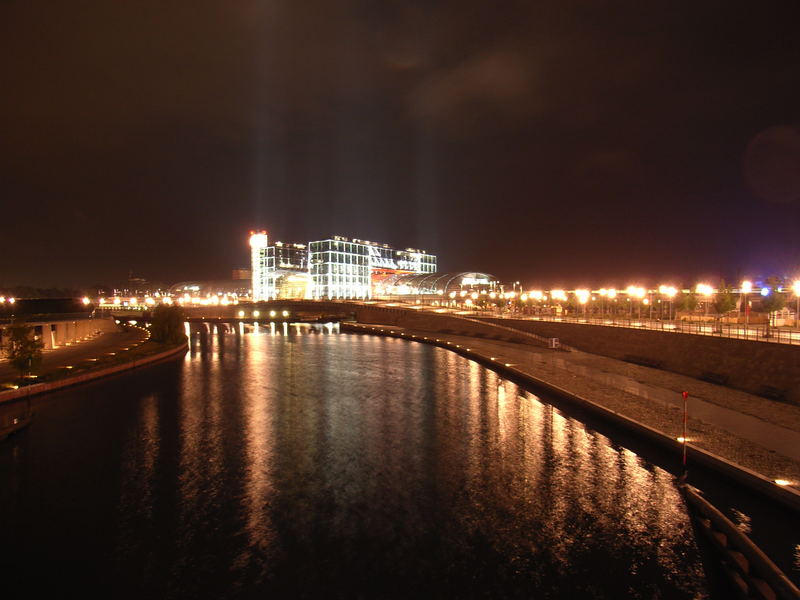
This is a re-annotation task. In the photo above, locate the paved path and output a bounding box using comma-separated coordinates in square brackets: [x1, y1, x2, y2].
[0, 328, 149, 384]
[350, 323, 800, 489]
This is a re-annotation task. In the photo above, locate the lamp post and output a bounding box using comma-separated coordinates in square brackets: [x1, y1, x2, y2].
[741, 280, 752, 333]
[659, 285, 677, 321]
[576, 289, 590, 318]
[793, 280, 800, 330]
[696, 283, 713, 321]
[607, 288, 617, 322]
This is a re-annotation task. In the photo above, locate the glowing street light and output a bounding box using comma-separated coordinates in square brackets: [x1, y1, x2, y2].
[696, 283, 714, 297]
[659, 285, 677, 320]
[741, 280, 753, 328]
[793, 280, 800, 329]
[575, 289, 590, 317]
[696, 283, 714, 318]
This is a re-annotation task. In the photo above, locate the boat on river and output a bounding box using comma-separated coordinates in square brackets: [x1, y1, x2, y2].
[680, 482, 800, 599]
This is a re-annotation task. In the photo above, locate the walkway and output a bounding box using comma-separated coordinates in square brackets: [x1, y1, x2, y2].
[0, 328, 149, 385]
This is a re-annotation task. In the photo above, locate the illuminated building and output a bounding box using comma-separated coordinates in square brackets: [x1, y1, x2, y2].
[374, 272, 497, 298]
[309, 236, 436, 299]
[249, 232, 437, 300]
[250, 231, 270, 301]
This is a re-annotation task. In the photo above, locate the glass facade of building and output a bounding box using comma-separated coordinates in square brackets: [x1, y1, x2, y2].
[309, 238, 371, 299]
[250, 231, 269, 301]
[250, 232, 437, 300]
[265, 242, 308, 299]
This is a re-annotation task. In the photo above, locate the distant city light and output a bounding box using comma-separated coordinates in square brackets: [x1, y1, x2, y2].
[659, 285, 677, 298]
[695, 283, 714, 297]
[741, 280, 753, 294]
[761, 287, 771, 297]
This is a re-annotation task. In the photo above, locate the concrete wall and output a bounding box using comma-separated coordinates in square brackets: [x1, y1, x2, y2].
[481, 317, 800, 402]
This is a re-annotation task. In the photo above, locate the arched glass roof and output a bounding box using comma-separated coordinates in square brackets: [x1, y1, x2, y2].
[377, 272, 497, 295]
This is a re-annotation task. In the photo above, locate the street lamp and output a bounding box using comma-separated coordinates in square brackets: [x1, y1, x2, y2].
[575, 289, 590, 318]
[793, 280, 800, 330]
[741, 280, 752, 330]
[696, 283, 713, 318]
[659, 285, 677, 320]
[626, 286, 646, 318]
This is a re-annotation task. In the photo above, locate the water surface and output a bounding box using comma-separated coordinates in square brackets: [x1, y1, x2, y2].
[2, 326, 708, 598]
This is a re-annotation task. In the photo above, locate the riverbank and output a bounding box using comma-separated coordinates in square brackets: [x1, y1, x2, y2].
[0, 329, 187, 404]
[343, 322, 800, 510]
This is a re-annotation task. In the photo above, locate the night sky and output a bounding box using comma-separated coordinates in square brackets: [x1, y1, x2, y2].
[2, 1, 800, 289]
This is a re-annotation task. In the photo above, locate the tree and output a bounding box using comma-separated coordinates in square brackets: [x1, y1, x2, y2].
[711, 281, 737, 332]
[713, 282, 737, 315]
[760, 281, 786, 338]
[149, 305, 187, 344]
[676, 292, 698, 317]
[3, 323, 43, 377]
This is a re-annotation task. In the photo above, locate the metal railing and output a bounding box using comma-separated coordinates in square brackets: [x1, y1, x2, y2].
[476, 312, 800, 345]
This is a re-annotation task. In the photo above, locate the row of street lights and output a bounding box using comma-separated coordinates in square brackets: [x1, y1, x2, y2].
[449, 279, 800, 325]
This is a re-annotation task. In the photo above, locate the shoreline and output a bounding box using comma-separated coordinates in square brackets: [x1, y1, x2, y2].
[0, 341, 187, 404]
[342, 322, 800, 511]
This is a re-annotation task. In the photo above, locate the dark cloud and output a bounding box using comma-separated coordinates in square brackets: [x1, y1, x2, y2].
[745, 125, 800, 205]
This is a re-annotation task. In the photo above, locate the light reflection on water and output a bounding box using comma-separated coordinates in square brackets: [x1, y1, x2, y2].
[177, 327, 707, 597]
[4, 326, 708, 598]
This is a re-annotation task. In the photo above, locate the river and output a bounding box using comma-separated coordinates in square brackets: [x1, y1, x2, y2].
[4, 323, 791, 598]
